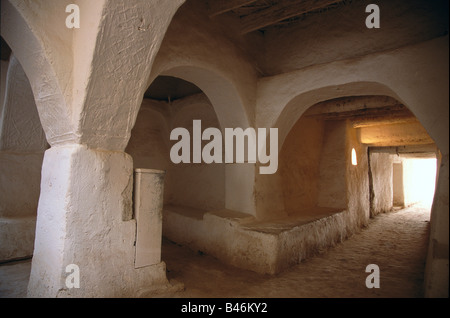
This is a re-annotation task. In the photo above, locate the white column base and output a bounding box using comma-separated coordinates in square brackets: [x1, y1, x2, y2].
[27, 145, 169, 297]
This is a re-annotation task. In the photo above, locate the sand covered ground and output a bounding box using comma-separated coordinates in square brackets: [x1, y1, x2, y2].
[0, 204, 431, 298]
[160, 204, 431, 298]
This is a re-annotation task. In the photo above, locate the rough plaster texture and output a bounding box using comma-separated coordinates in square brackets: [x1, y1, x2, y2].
[255, 36, 448, 295]
[360, 122, 434, 146]
[262, 0, 448, 76]
[76, 0, 185, 150]
[1, 0, 74, 145]
[258, 36, 448, 156]
[125, 100, 172, 205]
[317, 121, 347, 210]
[0, 0, 447, 297]
[1, 0, 185, 150]
[167, 94, 225, 211]
[144, 1, 263, 216]
[27, 145, 169, 297]
[0, 55, 46, 220]
[0, 216, 35, 261]
[126, 104, 171, 173]
[425, 153, 449, 297]
[225, 163, 256, 216]
[345, 121, 371, 230]
[150, 0, 257, 128]
[134, 169, 165, 268]
[0, 54, 47, 151]
[0, 152, 43, 219]
[2, 0, 185, 297]
[279, 117, 325, 215]
[0, 60, 8, 114]
[0, 54, 46, 261]
[162, 119, 371, 273]
[127, 94, 226, 212]
[393, 162, 405, 207]
[128, 91, 256, 215]
[158, 70, 257, 215]
[369, 152, 394, 217]
[163, 205, 354, 275]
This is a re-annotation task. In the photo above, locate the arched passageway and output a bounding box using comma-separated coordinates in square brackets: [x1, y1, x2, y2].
[263, 92, 440, 289]
[127, 75, 226, 213]
[127, 65, 257, 273]
[0, 0, 447, 299]
[278, 94, 439, 220]
[0, 48, 48, 263]
[2, 0, 186, 297]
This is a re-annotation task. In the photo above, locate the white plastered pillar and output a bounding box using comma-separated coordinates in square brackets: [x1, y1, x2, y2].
[0, 0, 187, 297]
[28, 145, 171, 297]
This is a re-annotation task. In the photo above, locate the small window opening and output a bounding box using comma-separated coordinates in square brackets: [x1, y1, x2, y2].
[351, 148, 358, 166]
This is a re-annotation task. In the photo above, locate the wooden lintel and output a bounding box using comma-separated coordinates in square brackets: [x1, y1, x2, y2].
[370, 144, 438, 156]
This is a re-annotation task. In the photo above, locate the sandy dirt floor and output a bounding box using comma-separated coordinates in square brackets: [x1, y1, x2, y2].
[0, 204, 431, 298]
[160, 204, 431, 298]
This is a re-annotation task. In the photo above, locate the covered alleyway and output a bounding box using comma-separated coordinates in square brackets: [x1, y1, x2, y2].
[0, 0, 447, 298]
[0, 203, 430, 298]
[160, 204, 430, 298]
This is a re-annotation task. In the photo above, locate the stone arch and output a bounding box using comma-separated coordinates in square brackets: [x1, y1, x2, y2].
[262, 36, 448, 154]
[275, 82, 402, 149]
[0, 53, 48, 262]
[269, 80, 442, 220]
[266, 37, 448, 295]
[2, 0, 188, 297]
[127, 88, 227, 212]
[0, 0, 73, 146]
[156, 65, 251, 131]
[137, 65, 255, 215]
[256, 81, 403, 221]
[126, 102, 171, 172]
[0, 54, 48, 152]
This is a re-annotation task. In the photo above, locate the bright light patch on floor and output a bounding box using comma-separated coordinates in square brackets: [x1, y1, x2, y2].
[351, 148, 357, 166]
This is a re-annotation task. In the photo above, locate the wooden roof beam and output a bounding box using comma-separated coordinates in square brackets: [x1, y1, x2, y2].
[315, 105, 411, 120]
[208, 0, 259, 17]
[352, 114, 418, 128]
[240, 0, 342, 34]
[305, 96, 405, 116]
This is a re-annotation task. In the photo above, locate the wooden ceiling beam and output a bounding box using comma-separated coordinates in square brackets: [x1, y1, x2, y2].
[305, 96, 404, 116]
[359, 121, 434, 147]
[307, 104, 410, 118]
[240, 0, 342, 34]
[208, 0, 259, 17]
[332, 105, 407, 117]
[370, 144, 438, 157]
[352, 114, 418, 128]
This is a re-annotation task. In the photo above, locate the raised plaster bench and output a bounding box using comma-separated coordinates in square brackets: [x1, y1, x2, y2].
[162, 205, 349, 274]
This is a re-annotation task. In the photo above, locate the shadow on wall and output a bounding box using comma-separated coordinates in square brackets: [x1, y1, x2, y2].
[0, 54, 48, 262]
[126, 88, 225, 213]
[279, 117, 349, 216]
